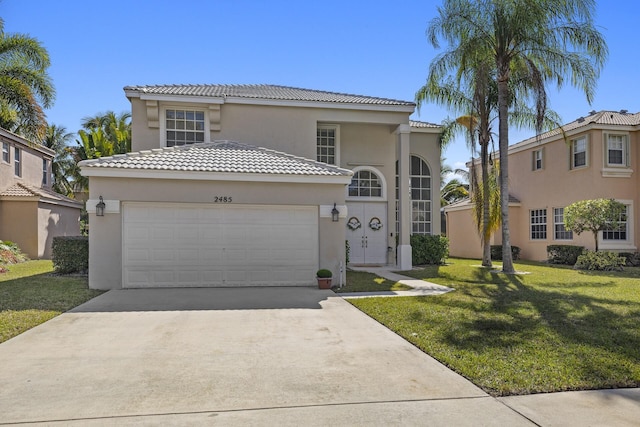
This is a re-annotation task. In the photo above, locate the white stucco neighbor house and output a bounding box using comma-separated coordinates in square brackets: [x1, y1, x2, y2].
[80, 84, 441, 290]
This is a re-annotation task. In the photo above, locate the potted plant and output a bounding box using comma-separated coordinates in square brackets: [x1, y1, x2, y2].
[316, 268, 333, 289]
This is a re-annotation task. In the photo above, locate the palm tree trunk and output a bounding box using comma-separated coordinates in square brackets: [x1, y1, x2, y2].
[497, 74, 514, 273]
[480, 141, 492, 267]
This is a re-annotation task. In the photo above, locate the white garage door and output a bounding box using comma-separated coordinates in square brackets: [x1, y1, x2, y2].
[123, 203, 318, 288]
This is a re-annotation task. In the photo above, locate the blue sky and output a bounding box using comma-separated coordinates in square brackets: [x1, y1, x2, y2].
[3, 0, 639, 175]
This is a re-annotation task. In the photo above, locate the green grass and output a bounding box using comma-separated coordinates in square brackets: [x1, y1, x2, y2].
[0, 260, 104, 343]
[348, 258, 640, 396]
[335, 270, 413, 293]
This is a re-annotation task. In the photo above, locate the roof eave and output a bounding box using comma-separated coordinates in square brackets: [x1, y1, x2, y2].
[80, 167, 353, 185]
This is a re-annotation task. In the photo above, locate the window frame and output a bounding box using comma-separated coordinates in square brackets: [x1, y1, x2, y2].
[347, 166, 386, 201]
[316, 124, 340, 166]
[532, 148, 543, 171]
[530, 208, 547, 240]
[570, 136, 588, 169]
[14, 147, 21, 177]
[396, 155, 433, 236]
[1, 142, 9, 163]
[160, 106, 208, 147]
[42, 158, 48, 186]
[553, 207, 573, 241]
[604, 132, 629, 168]
[599, 200, 635, 251]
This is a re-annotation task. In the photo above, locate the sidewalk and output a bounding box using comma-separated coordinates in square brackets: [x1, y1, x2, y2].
[340, 265, 640, 426]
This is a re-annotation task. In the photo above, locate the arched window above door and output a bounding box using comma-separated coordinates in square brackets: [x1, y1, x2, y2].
[347, 167, 386, 199]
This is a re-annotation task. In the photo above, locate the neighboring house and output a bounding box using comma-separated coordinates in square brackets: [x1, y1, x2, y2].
[80, 84, 441, 290]
[445, 110, 639, 261]
[0, 128, 82, 259]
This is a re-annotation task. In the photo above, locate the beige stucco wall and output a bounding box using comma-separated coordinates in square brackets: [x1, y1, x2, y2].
[0, 139, 52, 191]
[445, 205, 483, 259]
[88, 176, 347, 290]
[0, 200, 38, 258]
[38, 203, 81, 258]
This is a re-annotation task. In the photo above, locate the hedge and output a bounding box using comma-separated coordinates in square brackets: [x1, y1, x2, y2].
[52, 236, 88, 274]
[490, 245, 520, 261]
[411, 234, 449, 265]
[574, 250, 625, 271]
[547, 245, 585, 265]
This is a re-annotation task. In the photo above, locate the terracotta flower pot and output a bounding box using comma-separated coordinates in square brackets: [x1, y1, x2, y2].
[317, 278, 332, 289]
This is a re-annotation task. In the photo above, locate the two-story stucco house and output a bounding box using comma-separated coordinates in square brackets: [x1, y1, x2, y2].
[445, 110, 639, 261]
[0, 127, 82, 259]
[80, 84, 441, 290]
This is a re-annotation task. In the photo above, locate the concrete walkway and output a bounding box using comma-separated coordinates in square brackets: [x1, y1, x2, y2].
[341, 266, 454, 298]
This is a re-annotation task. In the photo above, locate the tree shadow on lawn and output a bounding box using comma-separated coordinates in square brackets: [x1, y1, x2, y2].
[415, 269, 640, 390]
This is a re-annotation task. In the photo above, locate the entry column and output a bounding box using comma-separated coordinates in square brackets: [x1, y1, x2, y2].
[395, 124, 412, 270]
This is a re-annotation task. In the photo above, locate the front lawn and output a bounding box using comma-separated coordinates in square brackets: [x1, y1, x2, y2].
[348, 258, 640, 396]
[0, 260, 103, 343]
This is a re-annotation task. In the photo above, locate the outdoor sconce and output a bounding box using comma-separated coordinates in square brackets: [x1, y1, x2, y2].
[331, 203, 340, 222]
[96, 196, 106, 217]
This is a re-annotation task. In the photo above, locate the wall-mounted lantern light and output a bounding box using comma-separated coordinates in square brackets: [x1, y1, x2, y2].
[331, 203, 340, 222]
[96, 196, 106, 217]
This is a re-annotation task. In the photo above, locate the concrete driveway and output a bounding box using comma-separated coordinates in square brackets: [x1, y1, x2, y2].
[0, 288, 532, 425]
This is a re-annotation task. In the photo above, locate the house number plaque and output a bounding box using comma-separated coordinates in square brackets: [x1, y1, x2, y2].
[214, 196, 233, 203]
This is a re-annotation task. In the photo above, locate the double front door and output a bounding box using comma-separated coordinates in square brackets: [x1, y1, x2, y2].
[346, 202, 387, 265]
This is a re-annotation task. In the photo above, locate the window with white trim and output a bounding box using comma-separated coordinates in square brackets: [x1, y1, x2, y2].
[410, 156, 432, 235]
[14, 147, 21, 177]
[2, 142, 8, 163]
[553, 207, 573, 240]
[165, 109, 205, 147]
[42, 159, 48, 185]
[606, 133, 629, 167]
[317, 125, 338, 165]
[602, 205, 628, 241]
[571, 136, 587, 169]
[530, 208, 547, 240]
[532, 148, 543, 170]
[348, 169, 383, 197]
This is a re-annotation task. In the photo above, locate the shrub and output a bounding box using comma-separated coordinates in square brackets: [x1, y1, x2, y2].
[547, 245, 585, 265]
[345, 240, 350, 265]
[52, 236, 88, 274]
[0, 240, 28, 264]
[490, 245, 520, 261]
[411, 235, 449, 265]
[316, 268, 332, 278]
[620, 252, 640, 267]
[574, 250, 625, 271]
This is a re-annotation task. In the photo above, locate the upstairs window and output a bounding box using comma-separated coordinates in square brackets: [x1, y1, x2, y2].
[606, 133, 629, 167]
[14, 147, 21, 177]
[317, 125, 338, 165]
[530, 208, 547, 240]
[571, 137, 587, 169]
[532, 148, 543, 170]
[42, 159, 48, 185]
[2, 142, 8, 163]
[165, 109, 205, 147]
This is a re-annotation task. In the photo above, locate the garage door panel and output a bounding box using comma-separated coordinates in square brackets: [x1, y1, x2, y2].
[123, 203, 318, 288]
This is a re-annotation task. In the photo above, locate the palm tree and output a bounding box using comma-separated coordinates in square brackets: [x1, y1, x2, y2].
[39, 124, 74, 196]
[440, 160, 469, 206]
[427, 0, 607, 272]
[0, 18, 54, 139]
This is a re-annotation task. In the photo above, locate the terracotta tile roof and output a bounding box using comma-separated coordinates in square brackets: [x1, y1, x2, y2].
[512, 110, 640, 149]
[80, 141, 353, 176]
[0, 183, 82, 206]
[410, 120, 440, 128]
[124, 84, 415, 107]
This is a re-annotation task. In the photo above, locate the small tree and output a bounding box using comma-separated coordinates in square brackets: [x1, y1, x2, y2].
[564, 199, 626, 252]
